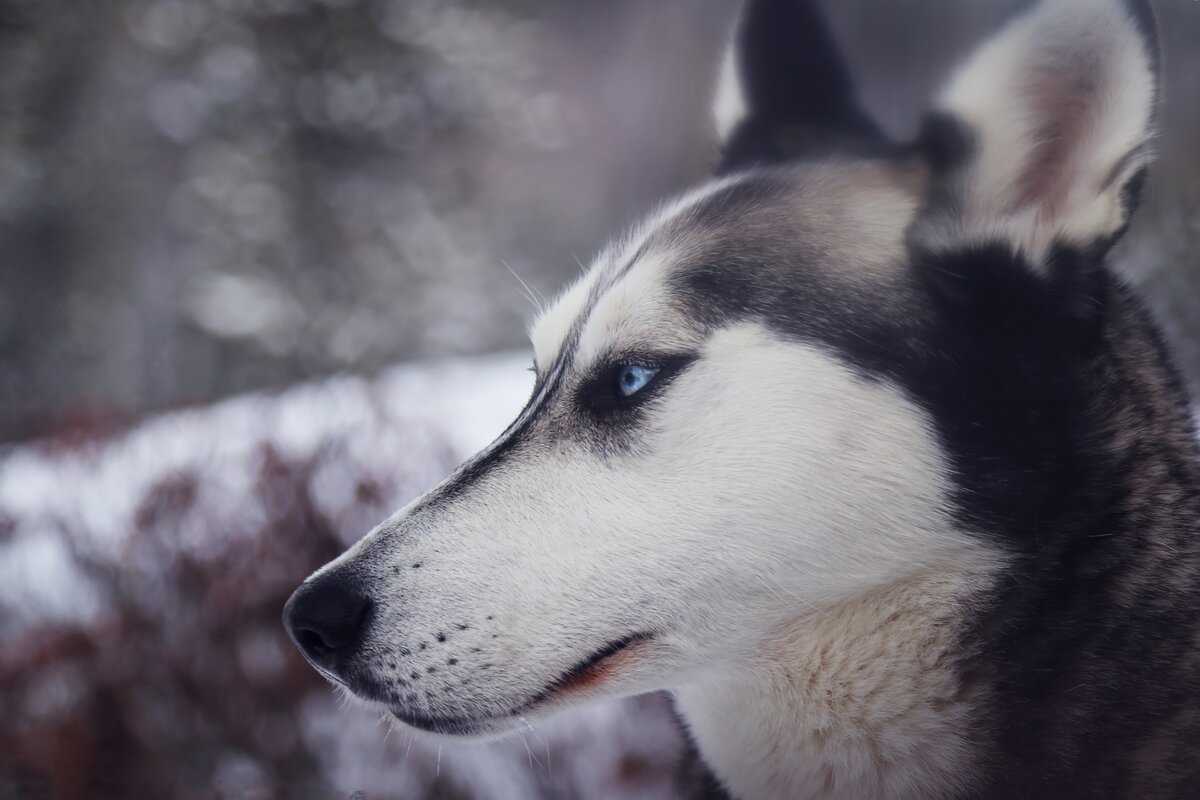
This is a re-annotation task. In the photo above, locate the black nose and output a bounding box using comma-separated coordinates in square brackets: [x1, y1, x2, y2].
[283, 572, 371, 673]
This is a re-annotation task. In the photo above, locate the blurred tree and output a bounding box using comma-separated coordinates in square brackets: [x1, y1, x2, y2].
[0, 0, 719, 443]
[2, 0, 1193, 445]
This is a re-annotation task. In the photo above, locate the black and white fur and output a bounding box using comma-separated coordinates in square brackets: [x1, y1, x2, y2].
[285, 1, 1200, 797]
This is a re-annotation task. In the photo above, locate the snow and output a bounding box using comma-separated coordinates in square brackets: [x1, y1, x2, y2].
[0, 351, 693, 798]
[0, 351, 532, 628]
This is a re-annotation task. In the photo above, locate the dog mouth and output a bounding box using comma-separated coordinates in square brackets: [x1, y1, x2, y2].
[388, 632, 657, 736]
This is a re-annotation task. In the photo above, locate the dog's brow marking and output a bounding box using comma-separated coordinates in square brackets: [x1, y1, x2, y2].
[287, 2, 1200, 797]
[605, 173, 750, 288]
[529, 174, 742, 372]
[411, 353, 571, 511]
[555, 172, 755, 374]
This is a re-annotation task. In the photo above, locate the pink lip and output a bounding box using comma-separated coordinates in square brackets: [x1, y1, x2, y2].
[532, 632, 656, 705]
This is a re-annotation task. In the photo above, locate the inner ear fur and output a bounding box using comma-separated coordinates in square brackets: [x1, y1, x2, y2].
[912, 0, 1159, 267]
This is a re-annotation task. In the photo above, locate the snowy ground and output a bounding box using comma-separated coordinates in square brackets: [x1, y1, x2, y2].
[0, 351, 698, 799]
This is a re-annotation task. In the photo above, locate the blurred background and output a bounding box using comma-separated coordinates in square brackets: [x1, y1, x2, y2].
[0, 0, 1197, 798]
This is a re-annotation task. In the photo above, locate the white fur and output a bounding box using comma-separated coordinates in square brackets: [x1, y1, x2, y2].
[300, 3, 1171, 797]
[316, 130, 997, 800]
[713, 35, 748, 143]
[657, 329, 999, 800]
[924, 0, 1156, 263]
[676, 568, 994, 800]
[530, 171, 748, 366]
[323, 297, 1002, 796]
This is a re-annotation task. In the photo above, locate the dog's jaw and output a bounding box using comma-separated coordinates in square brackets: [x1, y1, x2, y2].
[377, 632, 661, 738]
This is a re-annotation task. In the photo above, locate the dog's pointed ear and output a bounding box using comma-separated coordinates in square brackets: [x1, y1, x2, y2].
[914, 0, 1159, 266]
[713, 0, 886, 175]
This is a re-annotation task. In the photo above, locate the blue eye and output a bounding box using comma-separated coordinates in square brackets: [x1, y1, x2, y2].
[616, 364, 658, 397]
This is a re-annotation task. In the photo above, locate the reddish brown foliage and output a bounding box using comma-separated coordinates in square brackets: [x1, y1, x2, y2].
[0, 445, 369, 800]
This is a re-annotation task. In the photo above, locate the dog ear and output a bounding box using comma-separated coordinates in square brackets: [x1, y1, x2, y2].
[913, 0, 1159, 267]
[713, 0, 885, 175]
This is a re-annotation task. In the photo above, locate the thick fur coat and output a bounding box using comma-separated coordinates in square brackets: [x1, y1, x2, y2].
[285, 1, 1200, 797]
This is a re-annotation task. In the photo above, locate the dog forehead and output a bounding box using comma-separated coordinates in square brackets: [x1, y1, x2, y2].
[527, 176, 745, 369]
[529, 270, 597, 369]
[573, 250, 699, 367]
[530, 158, 925, 371]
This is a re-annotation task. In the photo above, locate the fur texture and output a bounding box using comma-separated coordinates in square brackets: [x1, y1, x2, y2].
[285, 1, 1200, 797]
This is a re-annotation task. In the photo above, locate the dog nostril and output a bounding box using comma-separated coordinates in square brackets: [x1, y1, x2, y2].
[283, 572, 372, 670]
[296, 627, 332, 655]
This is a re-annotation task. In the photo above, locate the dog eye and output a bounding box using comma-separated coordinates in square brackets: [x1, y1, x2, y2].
[616, 364, 658, 397]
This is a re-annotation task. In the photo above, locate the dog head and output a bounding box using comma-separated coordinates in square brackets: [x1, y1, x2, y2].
[285, 0, 1158, 738]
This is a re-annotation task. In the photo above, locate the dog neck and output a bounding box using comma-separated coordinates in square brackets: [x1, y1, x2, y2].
[674, 568, 993, 800]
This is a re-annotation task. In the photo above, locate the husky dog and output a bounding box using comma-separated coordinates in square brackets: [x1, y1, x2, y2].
[284, 0, 1200, 796]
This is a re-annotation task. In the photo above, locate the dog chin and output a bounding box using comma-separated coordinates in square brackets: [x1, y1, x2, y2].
[351, 631, 661, 739]
[338, 677, 543, 740]
[387, 707, 526, 739]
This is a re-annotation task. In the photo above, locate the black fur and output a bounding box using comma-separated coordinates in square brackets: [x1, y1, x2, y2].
[289, 1, 1198, 794]
[670, 701, 735, 800]
[426, 0, 1194, 788]
[412, 369, 554, 508]
[671, 4, 1194, 785]
[575, 353, 698, 422]
[665, 164, 1200, 797]
[411, 316, 696, 512]
[718, 0, 886, 173]
[914, 111, 976, 185]
[668, 0, 1200, 789]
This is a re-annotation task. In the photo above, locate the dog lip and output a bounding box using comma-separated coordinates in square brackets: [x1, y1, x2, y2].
[388, 632, 657, 736]
[297, 653, 350, 688]
[389, 708, 487, 736]
[519, 631, 656, 709]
